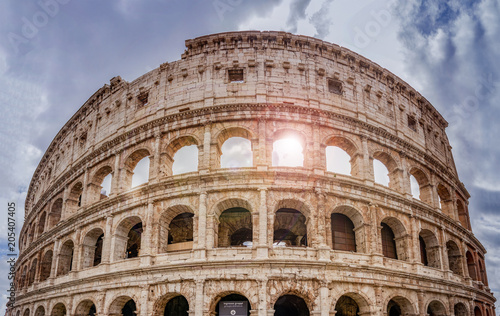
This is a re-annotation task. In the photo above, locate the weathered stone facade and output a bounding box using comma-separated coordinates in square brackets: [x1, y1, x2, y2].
[10, 31, 496, 316]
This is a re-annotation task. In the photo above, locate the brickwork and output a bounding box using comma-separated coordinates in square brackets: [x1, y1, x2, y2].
[9, 31, 495, 316]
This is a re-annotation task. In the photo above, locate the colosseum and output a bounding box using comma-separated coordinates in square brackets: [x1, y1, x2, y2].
[10, 31, 496, 316]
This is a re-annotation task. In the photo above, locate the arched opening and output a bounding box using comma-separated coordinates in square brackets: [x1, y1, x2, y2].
[23, 309, 30, 316]
[109, 297, 137, 316]
[220, 137, 253, 168]
[56, 240, 74, 276]
[122, 300, 137, 316]
[39, 250, 53, 282]
[164, 295, 189, 316]
[325, 136, 359, 176]
[409, 168, 432, 204]
[331, 214, 356, 252]
[165, 136, 199, 176]
[20, 266, 27, 289]
[419, 230, 441, 268]
[335, 295, 359, 316]
[381, 223, 397, 259]
[466, 251, 478, 280]
[131, 157, 150, 188]
[272, 131, 305, 167]
[75, 299, 96, 316]
[478, 257, 488, 285]
[48, 198, 63, 230]
[373, 152, 399, 190]
[28, 224, 36, 244]
[123, 149, 151, 189]
[217, 208, 253, 247]
[446, 240, 463, 275]
[81, 228, 104, 268]
[427, 300, 446, 316]
[88, 166, 113, 203]
[387, 300, 402, 316]
[326, 147, 351, 175]
[214, 293, 251, 316]
[474, 307, 482, 316]
[437, 184, 453, 217]
[167, 212, 194, 252]
[37, 212, 47, 236]
[34, 306, 45, 316]
[28, 259, 38, 286]
[274, 294, 309, 316]
[114, 216, 143, 260]
[274, 209, 307, 247]
[50, 303, 66, 316]
[454, 303, 468, 316]
[66, 181, 83, 217]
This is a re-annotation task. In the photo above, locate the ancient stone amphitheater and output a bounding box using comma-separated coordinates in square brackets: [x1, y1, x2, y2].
[11, 31, 496, 316]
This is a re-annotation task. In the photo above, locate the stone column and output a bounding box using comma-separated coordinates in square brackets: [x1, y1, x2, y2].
[258, 278, 268, 316]
[200, 124, 212, 173]
[257, 119, 268, 171]
[399, 152, 412, 197]
[195, 279, 205, 316]
[374, 286, 383, 316]
[50, 239, 60, 278]
[139, 285, 149, 316]
[257, 188, 268, 258]
[81, 167, 90, 205]
[61, 185, 70, 221]
[195, 192, 207, 259]
[151, 131, 162, 182]
[140, 203, 155, 266]
[361, 135, 374, 183]
[73, 229, 82, 271]
[320, 281, 330, 316]
[417, 291, 425, 316]
[101, 216, 114, 264]
[111, 151, 122, 195]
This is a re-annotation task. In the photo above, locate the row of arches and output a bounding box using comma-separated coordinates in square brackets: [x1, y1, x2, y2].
[14, 291, 489, 316]
[25, 128, 470, 249]
[16, 201, 487, 289]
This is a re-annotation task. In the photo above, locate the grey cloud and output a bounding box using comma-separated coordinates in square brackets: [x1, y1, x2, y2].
[310, 0, 334, 39]
[286, 0, 312, 33]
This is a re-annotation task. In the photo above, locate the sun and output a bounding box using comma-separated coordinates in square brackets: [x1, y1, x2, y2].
[272, 137, 304, 167]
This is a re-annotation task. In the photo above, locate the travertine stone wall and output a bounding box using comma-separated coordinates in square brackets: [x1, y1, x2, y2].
[10, 31, 495, 316]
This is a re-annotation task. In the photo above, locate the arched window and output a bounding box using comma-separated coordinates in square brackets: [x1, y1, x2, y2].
[28, 259, 37, 286]
[408, 168, 432, 204]
[75, 300, 97, 316]
[410, 175, 420, 199]
[81, 228, 104, 268]
[172, 145, 199, 175]
[88, 166, 113, 203]
[167, 212, 194, 252]
[446, 241, 463, 275]
[109, 297, 136, 316]
[37, 212, 47, 236]
[66, 181, 83, 216]
[272, 132, 304, 167]
[326, 147, 351, 175]
[457, 200, 470, 229]
[131, 156, 150, 188]
[373, 159, 390, 186]
[56, 240, 74, 276]
[164, 295, 189, 316]
[215, 294, 251, 316]
[274, 295, 309, 316]
[39, 250, 53, 282]
[478, 257, 488, 285]
[127, 223, 143, 258]
[122, 300, 137, 316]
[381, 223, 397, 259]
[274, 209, 307, 247]
[475, 307, 482, 316]
[48, 198, 63, 230]
[34, 306, 44, 316]
[419, 236, 428, 265]
[427, 300, 446, 316]
[419, 230, 441, 268]
[220, 137, 253, 168]
[454, 303, 468, 316]
[437, 184, 452, 216]
[387, 300, 401, 316]
[114, 217, 143, 260]
[331, 214, 356, 252]
[466, 251, 477, 280]
[335, 295, 359, 316]
[100, 173, 112, 198]
[218, 208, 253, 247]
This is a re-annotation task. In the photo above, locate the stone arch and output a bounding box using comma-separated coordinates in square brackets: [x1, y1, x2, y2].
[86, 165, 113, 204]
[478, 256, 488, 285]
[409, 167, 432, 204]
[22, 308, 30, 316]
[27, 258, 38, 286]
[454, 302, 468, 316]
[50, 303, 66, 316]
[113, 216, 143, 260]
[385, 295, 416, 316]
[81, 227, 104, 268]
[210, 292, 253, 316]
[34, 306, 45, 316]
[108, 295, 138, 316]
[164, 135, 200, 176]
[56, 239, 74, 276]
[271, 129, 307, 167]
[273, 199, 310, 247]
[216, 126, 255, 168]
[123, 148, 152, 189]
[74, 299, 97, 316]
[426, 299, 447, 316]
[324, 135, 360, 177]
[37, 211, 47, 236]
[333, 292, 372, 315]
[437, 183, 453, 217]
[158, 204, 195, 253]
[419, 229, 441, 268]
[39, 249, 53, 282]
[381, 217, 409, 261]
[217, 207, 253, 248]
[373, 151, 400, 190]
[48, 197, 63, 230]
[329, 205, 366, 253]
[474, 306, 482, 316]
[446, 240, 463, 276]
[20, 265, 28, 289]
[273, 292, 311, 316]
[65, 181, 83, 218]
[153, 293, 191, 316]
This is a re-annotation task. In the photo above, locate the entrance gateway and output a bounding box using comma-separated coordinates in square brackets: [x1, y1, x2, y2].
[219, 301, 248, 316]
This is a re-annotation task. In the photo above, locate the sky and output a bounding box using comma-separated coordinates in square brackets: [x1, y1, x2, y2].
[1, 0, 500, 313]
